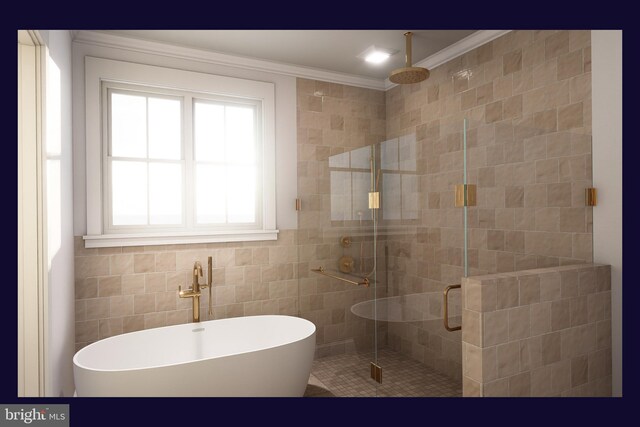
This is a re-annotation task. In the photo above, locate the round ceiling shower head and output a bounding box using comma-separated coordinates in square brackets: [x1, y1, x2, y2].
[389, 32, 430, 85]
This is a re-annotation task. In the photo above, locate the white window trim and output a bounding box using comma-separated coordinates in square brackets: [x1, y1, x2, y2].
[84, 56, 277, 248]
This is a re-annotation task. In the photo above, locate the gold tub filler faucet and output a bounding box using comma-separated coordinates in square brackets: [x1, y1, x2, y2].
[178, 256, 213, 323]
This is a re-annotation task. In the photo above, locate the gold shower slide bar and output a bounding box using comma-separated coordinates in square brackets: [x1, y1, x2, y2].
[311, 267, 370, 287]
[443, 284, 461, 332]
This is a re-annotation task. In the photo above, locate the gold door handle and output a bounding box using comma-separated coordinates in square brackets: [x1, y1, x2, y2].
[443, 284, 461, 332]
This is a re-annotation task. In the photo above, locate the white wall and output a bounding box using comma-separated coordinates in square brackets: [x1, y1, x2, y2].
[592, 30, 622, 396]
[71, 33, 298, 236]
[39, 30, 76, 397]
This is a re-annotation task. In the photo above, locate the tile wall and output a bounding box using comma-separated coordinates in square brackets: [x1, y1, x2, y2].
[461, 263, 611, 396]
[74, 232, 298, 350]
[383, 30, 593, 381]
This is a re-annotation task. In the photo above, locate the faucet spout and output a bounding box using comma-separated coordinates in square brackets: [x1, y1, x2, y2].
[192, 261, 203, 291]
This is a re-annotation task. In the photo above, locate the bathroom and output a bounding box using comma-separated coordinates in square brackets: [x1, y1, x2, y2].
[17, 29, 622, 404]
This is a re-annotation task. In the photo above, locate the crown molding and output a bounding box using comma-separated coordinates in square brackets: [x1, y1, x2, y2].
[73, 30, 510, 92]
[72, 30, 386, 90]
[384, 29, 512, 90]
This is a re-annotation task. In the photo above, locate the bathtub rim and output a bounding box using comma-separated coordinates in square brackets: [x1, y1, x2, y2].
[73, 314, 316, 373]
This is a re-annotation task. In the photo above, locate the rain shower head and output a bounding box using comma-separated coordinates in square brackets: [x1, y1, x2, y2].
[389, 32, 430, 85]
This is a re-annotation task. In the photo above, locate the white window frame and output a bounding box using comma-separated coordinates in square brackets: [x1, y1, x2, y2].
[83, 56, 277, 248]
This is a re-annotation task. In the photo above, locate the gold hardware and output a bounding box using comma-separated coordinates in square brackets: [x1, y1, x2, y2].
[339, 235, 352, 248]
[455, 184, 477, 207]
[368, 191, 380, 209]
[370, 362, 382, 383]
[311, 267, 370, 287]
[338, 255, 355, 274]
[443, 284, 461, 332]
[585, 188, 597, 206]
[295, 198, 301, 211]
[178, 259, 212, 323]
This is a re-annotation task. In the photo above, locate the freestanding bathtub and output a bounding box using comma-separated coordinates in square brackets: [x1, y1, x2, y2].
[73, 315, 316, 397]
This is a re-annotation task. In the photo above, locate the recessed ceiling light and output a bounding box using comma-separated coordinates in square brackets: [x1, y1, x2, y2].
[357, 45, 397, 65]
[365, 51, 391, 64]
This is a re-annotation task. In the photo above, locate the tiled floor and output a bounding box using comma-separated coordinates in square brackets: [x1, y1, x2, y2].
[304, 348, 462, 397]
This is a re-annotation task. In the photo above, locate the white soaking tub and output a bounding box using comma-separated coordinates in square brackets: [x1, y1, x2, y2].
[73, 315, 316, 397]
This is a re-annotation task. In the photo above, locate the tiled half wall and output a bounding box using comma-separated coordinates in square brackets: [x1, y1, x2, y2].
[461, 263, 611, 396]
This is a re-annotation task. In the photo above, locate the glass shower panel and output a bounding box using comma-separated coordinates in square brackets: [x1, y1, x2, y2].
[298, 144, 379, 397]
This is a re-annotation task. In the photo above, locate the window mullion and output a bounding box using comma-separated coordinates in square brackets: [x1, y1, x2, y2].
[184, 95, 194, 230]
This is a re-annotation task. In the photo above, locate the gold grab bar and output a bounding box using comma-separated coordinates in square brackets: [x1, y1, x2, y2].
[443, 284, 461, 332]
[311, 267, 370, 287]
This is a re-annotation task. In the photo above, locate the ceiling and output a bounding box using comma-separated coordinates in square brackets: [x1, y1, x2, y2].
[96, 30, 477, 80]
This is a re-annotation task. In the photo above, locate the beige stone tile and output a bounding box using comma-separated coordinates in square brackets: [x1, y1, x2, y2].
[462, 309, 481, 346]
[487, 230, 505, 251]
[504, 230, 524, 253]
[535, 158, 559, 183]
[570, 73, 591, 103]
[560, 270, 579, 298]
[99, 318, 123, 339]
[541, 331, 561, 365]
[519, 274, 541, 305]
[76, 320, 99, 343]
[546, 182, 572, 207]
[156, 291, 177, 312]
[145, 272, 166, 293]
[524, 231, 572, 258]
[530, 302, 552, 336]
[524, 184, 547, 207]
[464, 343, 497, 383]
[121, 246, 144, 254]
[484, 309, 509, 346]
[534, 109, 557, 134]
[509, 372, 531, 397]
[121, 274, 145, 295]
[110, 254, 133, 275]
[75, 256, 109, 279]
[123, 315, 144, 333]
[497, 341, 520, 378]
[545, 32, 569, 60]
[503, 49, 523, 75]
[476, 82, 494, 105]
[539, 271, 561, 301]
[521, 335, 542, 371]
[85, 298, 110, 320]
[166, 310, 189, 326]
[571, 355, 588, 387]
[144, 312, 166, 330]
[587, 292, 606, 323]
[595, 265, 611, 291]
[75, 278, 98, 300]
[530, 365, 553, 396]
[252, 247, 269, 265]
[524, 136, 547, 161]
[503, 94, 523, 120]
[155, 252, 176, 272]
[485, 101, 503, 123]
[578, 268, 596, 295]
[588, 349, 609, 382]
[533, 60, 557, 89]
[109, 295, 133, 317]
[462, 376, 481, 397]
[535, 207, 560, 232]
[557, 50, 583, 81]
[596, 319, 611, 350]
[98, 276, 121, 297]
[558, 102, 583, 130]
[569, 296, 588, 327]
[551, 299, 571, 331]
[460, 88, 476, 110]
[75, 300, 86, 322]
[508, 306, 530, 341]
[497, 276, 519, 309]
[134, 254, 155, 273]
[483, 378, 509, 397]
[134, 294, 155, 315]
[234, 248, 252, 266]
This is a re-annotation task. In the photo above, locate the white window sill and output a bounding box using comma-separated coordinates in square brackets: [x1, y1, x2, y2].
[82, 230, 279, 248]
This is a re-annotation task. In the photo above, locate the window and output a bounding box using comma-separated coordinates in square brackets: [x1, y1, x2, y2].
[84, 57, 277, 247]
